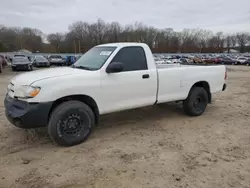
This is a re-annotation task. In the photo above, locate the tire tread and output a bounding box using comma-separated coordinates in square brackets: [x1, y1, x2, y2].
[48, 100, 95, 146]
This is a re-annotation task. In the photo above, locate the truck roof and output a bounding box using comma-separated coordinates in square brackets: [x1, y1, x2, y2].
[97, 42, 148, 48]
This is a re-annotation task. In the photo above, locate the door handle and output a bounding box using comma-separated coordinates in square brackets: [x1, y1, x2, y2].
[142, 74, 150, 79]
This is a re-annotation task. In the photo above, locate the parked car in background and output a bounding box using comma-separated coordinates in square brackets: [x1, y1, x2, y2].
[236, 57, 248, 65]
[65, 55, 76, 66]
[12, 56, 33, 71]
[33, 55, 50, 67]
[192, 57, 203, 63]
[204, 57, 217, 64]
[217, 56, 236, 65]
[179, 58, 189, 64]
[48, 55, 65, 66]
[244, 59, 250, 66]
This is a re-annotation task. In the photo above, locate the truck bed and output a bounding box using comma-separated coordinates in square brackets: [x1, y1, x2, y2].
[155, 62, 226, 104]
[156, 63, 222, 69]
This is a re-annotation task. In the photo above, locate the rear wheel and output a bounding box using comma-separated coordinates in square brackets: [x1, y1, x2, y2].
[0, 63, 2, 73]
[11, 67, 16, 71]
[183, 87, 208, 116]
[48, 101, 95, 146]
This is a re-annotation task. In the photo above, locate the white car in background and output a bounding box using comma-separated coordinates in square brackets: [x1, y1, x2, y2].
[48, 55, 65, 66]
[236, 57, 248, 64]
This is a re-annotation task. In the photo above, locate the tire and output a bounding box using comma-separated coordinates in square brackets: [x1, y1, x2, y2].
[0, 63, 2, 73]
[29, 65, 33, 71]
[48, 101, 95, 146]
[183, 87, 208, 116]
[12, 67, 16, 71]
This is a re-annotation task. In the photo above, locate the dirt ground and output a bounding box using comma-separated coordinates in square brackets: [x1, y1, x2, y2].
[0, 65, 250, 188]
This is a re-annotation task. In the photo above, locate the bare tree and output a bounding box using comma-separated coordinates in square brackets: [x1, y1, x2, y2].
[0, 20, 250, 53]
[47, 33, 64, 52]
[225, 35, 232, 53]
[236, 32, 250, 53]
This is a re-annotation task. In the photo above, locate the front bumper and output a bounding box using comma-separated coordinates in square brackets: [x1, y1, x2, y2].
[35, 62, 50, 67]
[222, 83, 227, 91]
[50, 61, 64, 64]
[12, 64, 32, 70]
[4, 95, 52, 129]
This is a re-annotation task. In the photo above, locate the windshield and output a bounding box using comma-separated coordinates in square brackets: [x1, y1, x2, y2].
[50, 55, 62, 59]
[73, 46, 116, 70]
[35, 56, 46, 60]
[13, 57, 29, 62]
[14, 55, 25, 57]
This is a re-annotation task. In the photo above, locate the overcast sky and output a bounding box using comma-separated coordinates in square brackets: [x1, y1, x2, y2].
[0, 0, 249, 34]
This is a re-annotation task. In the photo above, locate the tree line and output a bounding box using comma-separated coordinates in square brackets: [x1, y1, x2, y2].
[0, 19, 250, 53]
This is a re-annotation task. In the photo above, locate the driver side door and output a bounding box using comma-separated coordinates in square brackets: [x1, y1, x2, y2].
[99, 46, 157, 114]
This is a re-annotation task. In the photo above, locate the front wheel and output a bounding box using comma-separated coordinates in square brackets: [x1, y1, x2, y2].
[28, 65, 33, 71]
[48, 101, 95, 146]
[183, 87, 208, 116]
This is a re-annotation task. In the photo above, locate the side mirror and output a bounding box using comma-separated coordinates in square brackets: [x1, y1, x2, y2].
[106, 62, 123, 73]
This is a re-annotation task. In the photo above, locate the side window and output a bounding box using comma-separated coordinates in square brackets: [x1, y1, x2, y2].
[111, 47, 148, 71]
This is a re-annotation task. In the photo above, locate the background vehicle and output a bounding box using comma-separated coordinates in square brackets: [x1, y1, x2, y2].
[236, 57, 248, 65]
[192, 57, 203, 63]
[179, 58, 190, 64]
[5, 43, 227, 146]
[11, 56, 33, 71]
[65, 55, 76, 66]
[244, 58, 250, 66]
[48, 55, 65, 66]
[204, 57, 217, 64]
[33, 55, 50, 67]
[217, 56, 236, 65]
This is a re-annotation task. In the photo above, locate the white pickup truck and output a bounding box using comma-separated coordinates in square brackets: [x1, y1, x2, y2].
[4, 43, 227, 146]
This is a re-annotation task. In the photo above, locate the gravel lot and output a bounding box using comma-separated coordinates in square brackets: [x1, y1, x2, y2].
[0, 66, 250, 188]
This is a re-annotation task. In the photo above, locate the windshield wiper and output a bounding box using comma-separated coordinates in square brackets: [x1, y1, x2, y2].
[71, 65, 96, 70]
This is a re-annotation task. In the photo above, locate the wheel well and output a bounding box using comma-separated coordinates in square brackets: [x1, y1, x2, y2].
[48, 95, 99, 124]
[191, 81, 211, 103]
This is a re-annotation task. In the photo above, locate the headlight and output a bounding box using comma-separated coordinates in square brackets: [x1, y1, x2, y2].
[15, 85, 41, 98]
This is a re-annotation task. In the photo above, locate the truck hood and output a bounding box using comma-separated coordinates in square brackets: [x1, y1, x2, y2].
[10, 67, 90, 86]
